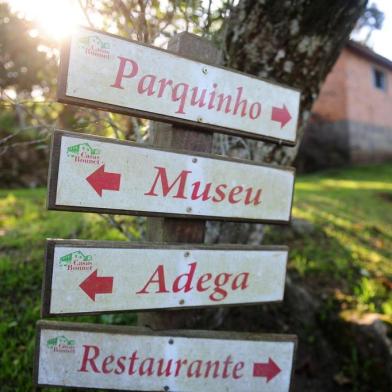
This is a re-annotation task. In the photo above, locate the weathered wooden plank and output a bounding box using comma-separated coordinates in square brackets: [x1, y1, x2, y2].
[34, 320, 297, 391]
[58, 26, 300, 145]
[41, 239, 288, 317]
[47, 130, 295, 223]
[141, 32, 222, 331]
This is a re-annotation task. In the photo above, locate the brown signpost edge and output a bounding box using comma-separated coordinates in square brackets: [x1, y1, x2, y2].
[41, 239, 289, 317]
[34, 320, 298, 391]
[58, 26, 300, 145]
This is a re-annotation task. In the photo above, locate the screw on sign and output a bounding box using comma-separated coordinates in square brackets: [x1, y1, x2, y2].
[34, 321, 297, 391]
[41, 240, 288, 316]
[58, 26, 300, 144]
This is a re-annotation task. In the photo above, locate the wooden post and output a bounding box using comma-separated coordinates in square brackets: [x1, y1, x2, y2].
[139, 33, 220, 329]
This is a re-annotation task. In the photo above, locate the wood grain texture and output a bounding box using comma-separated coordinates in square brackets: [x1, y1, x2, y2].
[141, 33, 225, 329]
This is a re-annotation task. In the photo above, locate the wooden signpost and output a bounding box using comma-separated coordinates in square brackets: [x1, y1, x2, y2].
[47, 130, 295, 223]
[58, 26, 300, 145]
[42, 240, 288, 316]
[34, 320, 297, 391]
[34, 27, 301, 391]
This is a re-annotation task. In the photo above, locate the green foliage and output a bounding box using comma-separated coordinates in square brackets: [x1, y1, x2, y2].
[0, 188, 140, 391]
[1, 164, 391, 390]
[0, 2, 56, 92]
[354, 277, 390, 314]
[265, 164, 392, 319]
[262, 164, 392, 389]
[85, 0, 227, 44]
[0, 0, 233, 188]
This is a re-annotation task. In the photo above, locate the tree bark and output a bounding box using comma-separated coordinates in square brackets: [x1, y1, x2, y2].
[205, 0, 367, 244]
[221, 0, 367, 166]
[139, 1, 367, 330]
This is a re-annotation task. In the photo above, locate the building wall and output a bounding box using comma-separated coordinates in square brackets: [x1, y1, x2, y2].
[344, 49, 392, 163]
[345, 48, 392, 128]
[302, 46, 392, 169]
[348, 121, 392, 163]
[311, 50, 349, 122]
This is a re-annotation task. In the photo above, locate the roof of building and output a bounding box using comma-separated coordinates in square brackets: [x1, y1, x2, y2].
[347, 40, 392, 70]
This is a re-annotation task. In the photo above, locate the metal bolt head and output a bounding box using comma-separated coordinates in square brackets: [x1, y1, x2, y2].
[164, 386, 170, 392]
[184, 251, 190, 257]
[197, 116, 203, 122]
[202, 66, 208, 74]
[168, 339, 174, 345]
[192, 158, 197, 163]
[179, 299, 185, 305]
[186, 207, 192, 213]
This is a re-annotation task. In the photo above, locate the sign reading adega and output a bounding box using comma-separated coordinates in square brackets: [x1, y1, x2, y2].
[47, 131, 295, 223]
[42, 240, 288, 316]
[58, 27, 300, 145]
[35, 321, 297, 391]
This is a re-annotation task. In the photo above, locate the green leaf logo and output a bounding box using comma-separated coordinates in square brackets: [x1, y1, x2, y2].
[78, 35, 110, 50]
[59, 251, 92, 266]
[78, 35, 111, 60]
[47, 335, 76, 353]
[67, 143, 100, 158]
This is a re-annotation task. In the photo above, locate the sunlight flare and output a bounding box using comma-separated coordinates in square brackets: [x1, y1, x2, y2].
[10, 0, 84, 40]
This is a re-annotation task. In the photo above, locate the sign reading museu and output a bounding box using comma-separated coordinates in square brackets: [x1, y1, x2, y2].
[47, 131, 295, 223]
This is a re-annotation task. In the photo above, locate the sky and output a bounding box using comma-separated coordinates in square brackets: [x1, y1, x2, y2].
[356, 0, 392, 60]
[8, 0, 392, 61]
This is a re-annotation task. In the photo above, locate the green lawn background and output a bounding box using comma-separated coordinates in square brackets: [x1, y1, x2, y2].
[0, 164, 391, 391]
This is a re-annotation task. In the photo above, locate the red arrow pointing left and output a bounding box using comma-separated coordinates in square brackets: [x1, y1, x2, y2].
[253, 357, 281, 382]
[86, 164, 121, 197]
[79, 269, 114, 301]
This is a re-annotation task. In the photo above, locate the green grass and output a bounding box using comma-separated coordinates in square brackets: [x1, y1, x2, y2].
[264, 164, 392, 318]
[0, 189, 139, 391]
[266, 164, 392, 390]
[1, 164, 391, 391]
[291, 164, 392, 317]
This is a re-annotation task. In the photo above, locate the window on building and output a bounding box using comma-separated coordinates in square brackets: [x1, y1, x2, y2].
[372, 68, 387, 91]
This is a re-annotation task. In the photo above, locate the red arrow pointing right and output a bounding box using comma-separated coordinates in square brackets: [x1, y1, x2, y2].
[271, 104, 292, 128]
[253, 357, 281, 382]
[79, 269, 114, 301]
[86, 164, 121, 197]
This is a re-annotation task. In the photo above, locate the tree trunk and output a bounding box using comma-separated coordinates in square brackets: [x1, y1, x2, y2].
[205, 0, 367, 243]
[139, 1, 367, 331]
[223, 0, 367, 166]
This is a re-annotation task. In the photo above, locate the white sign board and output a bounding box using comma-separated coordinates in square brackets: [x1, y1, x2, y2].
[42, 240, 288, 316]
[48, 131, 295, 223]
[35, 321, 296, 391]
[59, 27, 300, 145]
